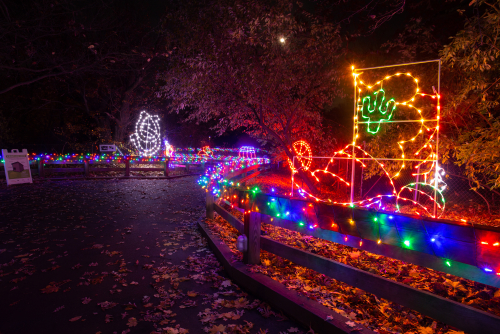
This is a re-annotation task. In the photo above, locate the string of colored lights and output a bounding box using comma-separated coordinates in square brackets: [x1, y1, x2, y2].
[176, 147, 268, 153]
[202, 147, 499, 275]
[197, 156, 270, 197]
[216, 179, 500, 275]
[0, 149, 266, 165]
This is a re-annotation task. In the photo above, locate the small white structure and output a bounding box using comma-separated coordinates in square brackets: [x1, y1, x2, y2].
[238, 146, 256, 159]
[99, 144, 117, 152]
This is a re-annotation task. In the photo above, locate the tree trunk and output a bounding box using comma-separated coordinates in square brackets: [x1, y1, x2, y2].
[114, 94, 131, 143]
[114, 74, 145, 143]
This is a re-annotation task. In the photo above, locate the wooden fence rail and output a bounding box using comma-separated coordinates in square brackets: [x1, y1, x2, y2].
[0, 159, 205, 179]
[218, 187, 500, 289]
[206, 196, 500, 334]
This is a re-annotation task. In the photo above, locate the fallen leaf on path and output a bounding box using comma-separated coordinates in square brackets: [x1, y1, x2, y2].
[418, 327, 434, 334]
[187, 291, 198, 297]
[53, 305, 65, 312]
[126, 317, 138, 327]
[349, 251, 361, 259]
[41, 284, 59, 294]
[209, 324, 226, 334]
[97, 301, 117, 310]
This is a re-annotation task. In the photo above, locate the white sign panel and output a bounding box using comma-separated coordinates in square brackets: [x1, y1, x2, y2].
[99, 144, 117, 152]
[2, 149, 33, 186]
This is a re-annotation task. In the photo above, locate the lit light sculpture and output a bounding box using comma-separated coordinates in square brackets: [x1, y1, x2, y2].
[198, 146, 213, 158]
[238, 146, 256, 159]
[130, 111, 161, 156]
[164, 140, 174, 157]
[288, 140, 312, 173]
[361, 88, 396, 134]
[290, 60, 445, 218]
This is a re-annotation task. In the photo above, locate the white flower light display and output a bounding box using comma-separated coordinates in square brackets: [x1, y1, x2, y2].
[130, 111, 161, 156]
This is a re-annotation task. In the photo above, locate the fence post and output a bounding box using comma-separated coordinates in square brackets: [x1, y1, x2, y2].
[38, 159, 44, 178]
[243, 211, 261, 264]
[206, 192, 214, 219]
[125, 159, 130, 177]
[84, 160, 89, 177]
[164, 159, 169, 177]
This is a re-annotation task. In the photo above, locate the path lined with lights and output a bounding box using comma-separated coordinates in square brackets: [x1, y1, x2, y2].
[200, 154, 500, 279]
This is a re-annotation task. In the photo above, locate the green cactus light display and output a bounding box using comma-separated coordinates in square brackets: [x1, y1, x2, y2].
[360, 88, 396, 134]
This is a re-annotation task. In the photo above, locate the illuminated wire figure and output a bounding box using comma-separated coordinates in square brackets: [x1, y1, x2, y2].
[289, 61, 445, 217]
[361, 88, 397, 134]
[198, 146, 213, 158]
[130, 111, 161, 156]
[288, 140, 312, 173]
[164, 140, 174, 157]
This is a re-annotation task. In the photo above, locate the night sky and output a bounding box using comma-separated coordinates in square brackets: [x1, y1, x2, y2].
[0, 0, 468, 152]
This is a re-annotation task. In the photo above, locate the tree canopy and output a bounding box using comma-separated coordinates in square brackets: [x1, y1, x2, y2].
[0, 0, 170, 151]
[159, 0, 406, 190]
[440, 0, 500, 191]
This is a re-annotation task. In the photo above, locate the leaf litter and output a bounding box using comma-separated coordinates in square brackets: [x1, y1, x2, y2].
[0, 178, 300, 334]
[207, 200, 500, 334]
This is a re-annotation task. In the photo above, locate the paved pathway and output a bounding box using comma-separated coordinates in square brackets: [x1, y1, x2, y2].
[0, 177, 301, 334]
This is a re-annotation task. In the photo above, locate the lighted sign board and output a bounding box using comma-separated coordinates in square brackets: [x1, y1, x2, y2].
[99, 144, 117, 152]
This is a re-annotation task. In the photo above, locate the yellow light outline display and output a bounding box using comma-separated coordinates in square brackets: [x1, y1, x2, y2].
[288, 140, 312, 173]
[198, 146, 213, 158]
[290, 60, 444, 218]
